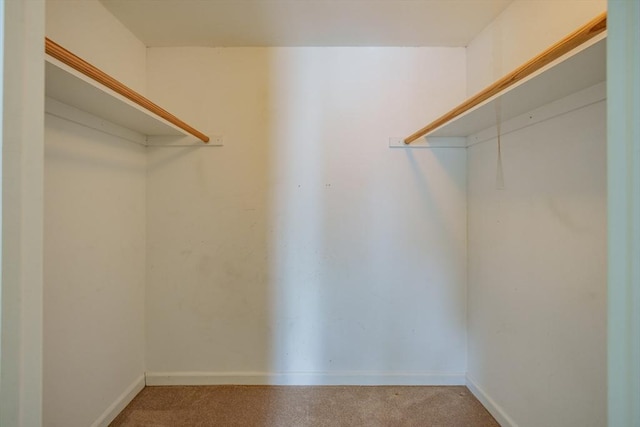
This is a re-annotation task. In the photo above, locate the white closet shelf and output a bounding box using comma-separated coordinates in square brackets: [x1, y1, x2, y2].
[430, 37, 605, 138]
[44, 38, 210, 143]
[45, 56, 182, 137]
[405, 12, 606, 143]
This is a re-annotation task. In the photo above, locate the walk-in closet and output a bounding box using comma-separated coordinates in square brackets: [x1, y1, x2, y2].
[2, 1, 639, 426]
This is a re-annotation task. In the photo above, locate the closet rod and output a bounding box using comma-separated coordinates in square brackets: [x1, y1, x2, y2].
[45, 38, 210, 143]
[404, 11, 607, 144]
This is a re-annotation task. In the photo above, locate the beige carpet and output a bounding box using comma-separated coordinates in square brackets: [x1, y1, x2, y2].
[110, 385, 499, 426]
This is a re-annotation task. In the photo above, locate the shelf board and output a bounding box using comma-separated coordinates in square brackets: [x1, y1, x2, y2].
[45, 55, 189, 138]
[403, 12, 607, 143]
[428, 35, 606, 139]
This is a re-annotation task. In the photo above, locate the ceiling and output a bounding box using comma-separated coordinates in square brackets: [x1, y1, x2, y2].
[99, 0, 513, 47]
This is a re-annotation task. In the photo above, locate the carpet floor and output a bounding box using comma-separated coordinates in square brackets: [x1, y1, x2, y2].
[110, 385, 499, 426]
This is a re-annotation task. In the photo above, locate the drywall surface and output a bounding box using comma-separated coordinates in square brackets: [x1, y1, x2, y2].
[466, 0, 606, 95]
[467, 100, 607, 426]
[46, 0, 147, 94]
[145, 47, 468, 384]
[44, 115, 146, 427]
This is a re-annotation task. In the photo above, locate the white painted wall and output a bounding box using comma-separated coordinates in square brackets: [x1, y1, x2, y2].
[44, 116, 146, 427]
[46, 0, 147, 93]
[466, 0, 607, 95]
[44, 1, 147, 425]
[465, 5, 608, 426]
[1, 1, 45, 425]
[466, 100, 607, 427]
[145, 47, 469, 384]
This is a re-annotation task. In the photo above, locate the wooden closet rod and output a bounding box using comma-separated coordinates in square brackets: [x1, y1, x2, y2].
[45, 38, 210, 143]
[404, 11, 607, 144]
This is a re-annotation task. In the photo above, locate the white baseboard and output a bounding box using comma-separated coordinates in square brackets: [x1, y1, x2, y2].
[90, 374, 145, 427]
[466, 375, 518, 427]
[145, 371, 466, 386]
